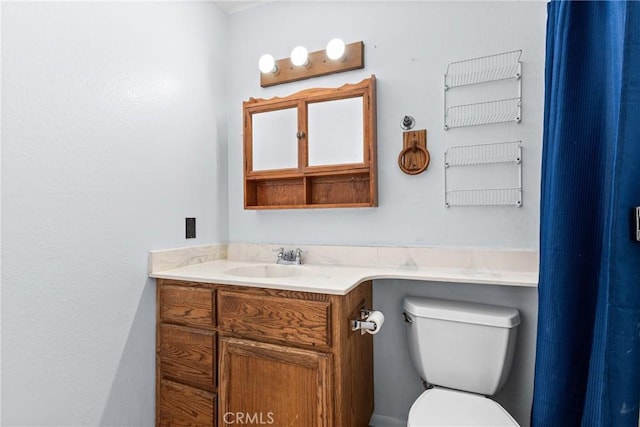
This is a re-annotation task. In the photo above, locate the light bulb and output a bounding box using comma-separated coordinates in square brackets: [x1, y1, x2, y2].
[290, 46, 309, 67]
[326, 38, 346, 60]
[258, 54, 277, 74]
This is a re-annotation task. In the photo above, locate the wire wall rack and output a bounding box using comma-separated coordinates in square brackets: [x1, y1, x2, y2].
[444, 50, 522, 130]
[444, 188, 522, 207]
[444, 141, 523, 207]
[445, 98, 521, 130]
[444, 50, 522, 89]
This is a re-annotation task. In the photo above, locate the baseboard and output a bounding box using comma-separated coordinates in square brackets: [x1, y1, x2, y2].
[369, 413, 407, 427]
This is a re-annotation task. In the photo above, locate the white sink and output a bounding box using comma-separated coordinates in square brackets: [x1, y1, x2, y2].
[224, 264, 302, 278]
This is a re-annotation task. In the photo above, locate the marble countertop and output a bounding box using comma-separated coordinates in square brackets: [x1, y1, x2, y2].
[149, 244, 538, 295]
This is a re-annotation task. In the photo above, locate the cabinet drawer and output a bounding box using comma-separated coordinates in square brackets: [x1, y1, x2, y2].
[158, 379, 216, 427]
[158, 324, 216, 392]
[218, 290, 331, 349]
[159, 285, 215, 329]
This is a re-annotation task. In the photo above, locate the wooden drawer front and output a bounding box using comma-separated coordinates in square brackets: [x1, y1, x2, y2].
[159, 379, 216, 427]
[159, 324, 215, 392]
[159, 285, 215, 329]
[218, 290, 331, 348]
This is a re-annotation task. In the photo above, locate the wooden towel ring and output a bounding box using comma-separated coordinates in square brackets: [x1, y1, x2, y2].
[398, 131, 430, 175]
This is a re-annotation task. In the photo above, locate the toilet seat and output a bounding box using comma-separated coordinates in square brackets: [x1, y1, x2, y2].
[407, 387, 519, 427]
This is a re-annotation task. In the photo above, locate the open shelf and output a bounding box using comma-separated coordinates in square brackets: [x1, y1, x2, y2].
[444, 50, 522, 130]
[444, 50, 522, 89]
[245, 177, 305, 208]
[245, 172, 373, 210]
[445, 97, 521, 130]
[444, 139, 522, 166]
[444, 141, 523, 207]
[445, 188, 522, 207]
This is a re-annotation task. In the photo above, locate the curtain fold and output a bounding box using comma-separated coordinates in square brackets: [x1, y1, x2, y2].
[532, 1, 640, 426]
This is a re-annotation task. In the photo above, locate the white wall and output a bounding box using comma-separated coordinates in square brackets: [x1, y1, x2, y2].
[1, 2, 228, 425]
[227, 1, 546, 250]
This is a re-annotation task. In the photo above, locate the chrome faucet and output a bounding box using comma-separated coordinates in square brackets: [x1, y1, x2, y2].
[275, 247, 303, 265]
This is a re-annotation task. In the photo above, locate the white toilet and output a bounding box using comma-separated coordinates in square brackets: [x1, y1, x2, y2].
[402, 297, 521, 427]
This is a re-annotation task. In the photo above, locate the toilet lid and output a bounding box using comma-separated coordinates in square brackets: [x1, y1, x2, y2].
[407, 388, 519, 427]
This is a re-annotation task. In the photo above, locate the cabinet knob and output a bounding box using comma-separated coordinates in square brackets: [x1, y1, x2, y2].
[296, 131, 305, 139]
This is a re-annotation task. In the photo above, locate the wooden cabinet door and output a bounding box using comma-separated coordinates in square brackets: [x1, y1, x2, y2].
[218, 337, 333, 427]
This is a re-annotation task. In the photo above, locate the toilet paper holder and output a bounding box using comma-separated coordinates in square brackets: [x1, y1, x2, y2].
[351, 308, 382, 335]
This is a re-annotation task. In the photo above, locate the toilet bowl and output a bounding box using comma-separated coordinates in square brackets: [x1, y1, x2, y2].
[407, 388, 518, 427]
[402, 297, 521, 427]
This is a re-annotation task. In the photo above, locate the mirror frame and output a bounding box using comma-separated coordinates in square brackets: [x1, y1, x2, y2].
[242, 75, 377, 210]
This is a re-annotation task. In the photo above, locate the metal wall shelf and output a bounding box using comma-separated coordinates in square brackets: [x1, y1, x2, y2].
[444, 188, 522, 207]
[445, 98, 521, 130]
[444, 141, 522, 207]
[444, 50, 522, 89]
[444, 50, 522, 130]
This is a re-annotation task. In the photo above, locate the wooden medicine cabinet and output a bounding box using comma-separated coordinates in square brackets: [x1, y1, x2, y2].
[243, 75, 377, 209]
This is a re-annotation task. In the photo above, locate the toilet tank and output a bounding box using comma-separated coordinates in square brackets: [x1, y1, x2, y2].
[403, 297, 520, 396]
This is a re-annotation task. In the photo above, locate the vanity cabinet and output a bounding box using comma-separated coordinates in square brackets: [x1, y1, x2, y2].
[156, 279, 373, 427]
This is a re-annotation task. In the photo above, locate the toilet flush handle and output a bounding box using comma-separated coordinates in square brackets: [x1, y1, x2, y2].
[402, 312, 413, 324]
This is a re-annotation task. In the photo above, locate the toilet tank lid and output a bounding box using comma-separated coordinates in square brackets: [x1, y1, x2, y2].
[403, 297, 520, 328]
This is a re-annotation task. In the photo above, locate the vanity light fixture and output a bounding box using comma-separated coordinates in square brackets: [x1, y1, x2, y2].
[290, 46, 310, 67]
[326, 38, 346, 61]
[259, 40, 365, 88]
[258, 54, 278, 74]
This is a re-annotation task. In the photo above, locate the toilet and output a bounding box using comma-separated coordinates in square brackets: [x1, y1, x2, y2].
[402, 297, 521, 426]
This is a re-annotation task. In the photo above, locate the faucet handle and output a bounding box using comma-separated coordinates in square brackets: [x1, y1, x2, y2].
[272, 247, 284, 259]
[294, 248, 304, 262]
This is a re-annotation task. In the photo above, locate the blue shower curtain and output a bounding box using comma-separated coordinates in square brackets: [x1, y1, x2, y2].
[532, 1, 640, 426]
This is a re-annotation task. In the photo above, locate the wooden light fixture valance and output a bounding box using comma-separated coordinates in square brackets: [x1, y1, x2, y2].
[260, 41, 365, 88]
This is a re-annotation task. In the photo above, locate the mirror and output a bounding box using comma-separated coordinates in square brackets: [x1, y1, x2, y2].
[308, 97, 364, 166]
[251, 107, 298, 171]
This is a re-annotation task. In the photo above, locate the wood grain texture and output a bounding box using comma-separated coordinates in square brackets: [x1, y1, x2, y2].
[260, 41, 365, 88]
[158, 324, 216, 392]
[247, 74, 374, 107]
[156, 280, 374, 427]
[243, 76, 377, 210]
[159, 285, 215, 329]
[158, 379, 216, 427]
[329, 281, 374, 427]
[218, 337, 333, 427]
[398, 130, 430, 175]
[218, 290, 331, 350]
[213, 284, 330, 302]
[157, 279, 217, 290]
[309, 174, 371, 205]
[366, 78, 378, 207]
[254, 178, 305, 207]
